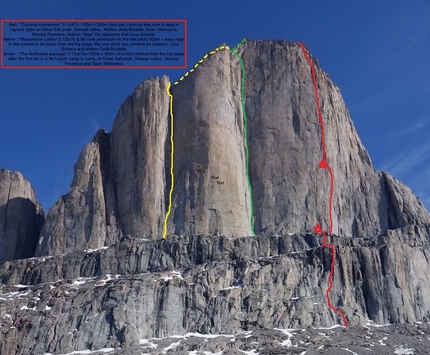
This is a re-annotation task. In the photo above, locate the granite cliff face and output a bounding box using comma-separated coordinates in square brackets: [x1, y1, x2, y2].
[35, 40, 430, 257]
[36, 79, 170, 256]
[0, 169, 45, 264]
[1, 39, 430, 354]
[241, 41, 430, 237]
[1, 227, 430, 354]
[168, 49, 253, 238]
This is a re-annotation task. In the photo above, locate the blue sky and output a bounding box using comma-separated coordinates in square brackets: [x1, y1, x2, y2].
[1, 0, 429, 212]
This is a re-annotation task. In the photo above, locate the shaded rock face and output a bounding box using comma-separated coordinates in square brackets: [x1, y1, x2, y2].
[36, 78, 170, 256]
[109, 78, 170, 238]
[1, 227, 430, 354]
[36, 136, 108, 256]
[0, 169, 45, 263]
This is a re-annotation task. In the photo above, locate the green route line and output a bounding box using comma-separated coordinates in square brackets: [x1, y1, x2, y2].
[166, 38, 255, 236]
[232, 38, 246, 52]
[230, 39, 256, 236]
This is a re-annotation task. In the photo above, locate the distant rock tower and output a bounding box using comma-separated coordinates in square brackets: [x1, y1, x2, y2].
[0, 169, 45, 263]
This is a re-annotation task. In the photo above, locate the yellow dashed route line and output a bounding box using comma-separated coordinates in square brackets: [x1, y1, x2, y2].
[173, 45, 230, 85]
[163, 42, 246, 238]
[163, 45, 231, 238]
[162, 82, 174, 239]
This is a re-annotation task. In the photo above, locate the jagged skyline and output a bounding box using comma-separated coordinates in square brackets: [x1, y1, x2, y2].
[0, 1, 429, 212]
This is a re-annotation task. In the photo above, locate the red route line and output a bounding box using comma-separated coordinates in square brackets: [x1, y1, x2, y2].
[297, 42, 348, 328]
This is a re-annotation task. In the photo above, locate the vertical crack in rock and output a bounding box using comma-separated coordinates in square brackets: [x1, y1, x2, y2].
[2, 180, 12, 237]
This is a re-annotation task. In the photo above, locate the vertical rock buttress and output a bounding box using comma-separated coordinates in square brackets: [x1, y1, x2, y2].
[109, 77, 170, 239]
[238, 40, 430, 237]
[168, 49, 253, 237]
[0, 169, 45, 262]
[36, 77, 170, 256]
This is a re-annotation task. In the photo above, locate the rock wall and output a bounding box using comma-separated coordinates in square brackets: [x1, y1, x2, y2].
[0, 169, 45, 263]
[168, 49, 253, 237]
[36, 133, 108, 256]
[34, 40, 430, 257]
[1, 38, 430, 355]
[36, 78, 170, 256]
[1, 225, 430, 354]
[109, 77, 170, 238]
[239, 40, 430, 237]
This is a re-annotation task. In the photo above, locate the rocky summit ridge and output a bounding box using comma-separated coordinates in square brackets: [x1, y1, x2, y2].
[0, 39, 430, 355]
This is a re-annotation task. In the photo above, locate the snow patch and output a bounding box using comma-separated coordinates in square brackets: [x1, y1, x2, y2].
[394, 346, 415, 355]
[20, 305, 36, 311]
[84, 246, 109, 253]
[240, 331, 253, 339]
[172, 270, 183, 279]
[42, 348, 114, 355]
[95, 274, 120, 287]
[169, 332, 235, 339]
[366, 320, 391, 328]
[139, 339, 158, 348]
[160, 270, 183, 281]
[239, 350, 259, 355]
[313, 325, 343, 330]
[4, 290, 31, 298]
[273, 328, 295, 347]
[378, 336, 387, 346]
[71, 278, 88, 286]
[14, 284, 29, 288]
[162, 340, 181, 353]
[220, 285, 242, 291]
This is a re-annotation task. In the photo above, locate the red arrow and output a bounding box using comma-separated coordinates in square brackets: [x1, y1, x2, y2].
[319, 160, 328, 169]
[299, 40, 348, 328]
